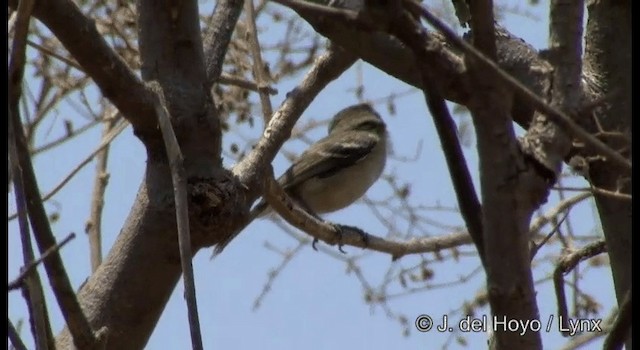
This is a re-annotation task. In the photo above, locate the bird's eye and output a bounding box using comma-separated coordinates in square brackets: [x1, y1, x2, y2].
[358, 120, 382, 131]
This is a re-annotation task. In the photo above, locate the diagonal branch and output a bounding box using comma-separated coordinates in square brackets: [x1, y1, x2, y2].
[245, 0, 274, 122]
[203, 0, 244, 88]
[8, 318, 28, 350]
[8, 1, 60, 349]
[8, 233, 76, 291]
[9, 4, 101, 346]
[385, 5, 485, 264]
[603, 289, 631, 350]
[86, 109, 118, 273]
[402, 0, 630, 171]
[150, 83, 203, 350]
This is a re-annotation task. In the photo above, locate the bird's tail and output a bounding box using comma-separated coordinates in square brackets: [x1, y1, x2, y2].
[210, 200, 270, 257]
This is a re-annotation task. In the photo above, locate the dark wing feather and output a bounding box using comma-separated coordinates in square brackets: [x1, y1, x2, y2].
[278, 131, 378, 189]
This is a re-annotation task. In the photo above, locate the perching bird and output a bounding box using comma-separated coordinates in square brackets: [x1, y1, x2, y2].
[214, 103, 388, 255]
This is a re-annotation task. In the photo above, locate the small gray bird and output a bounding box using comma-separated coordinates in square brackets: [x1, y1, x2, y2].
[214, 103, 388, 254]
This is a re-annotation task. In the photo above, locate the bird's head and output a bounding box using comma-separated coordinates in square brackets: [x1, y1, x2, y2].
[327, 103, 386, 136]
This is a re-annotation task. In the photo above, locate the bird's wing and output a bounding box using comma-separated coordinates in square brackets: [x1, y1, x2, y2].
[278, 132, 379, 189]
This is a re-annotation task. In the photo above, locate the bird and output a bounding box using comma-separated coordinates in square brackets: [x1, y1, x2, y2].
[214, 103, 388, 255]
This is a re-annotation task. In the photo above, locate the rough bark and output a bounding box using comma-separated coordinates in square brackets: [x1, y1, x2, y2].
[583, 0, 632, 348]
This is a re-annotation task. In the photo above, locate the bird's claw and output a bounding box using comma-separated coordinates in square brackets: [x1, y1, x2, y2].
[311, 223, 347, 253]
[311, 224, 369, 253]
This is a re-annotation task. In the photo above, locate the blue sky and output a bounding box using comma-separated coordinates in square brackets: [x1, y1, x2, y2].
[8, 1, 615, 349]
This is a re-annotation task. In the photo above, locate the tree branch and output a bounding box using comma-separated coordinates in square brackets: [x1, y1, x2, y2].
[151, 83, 203, 350]
[8, 318, 28, 350]
[8, 233, 76, 291]
[553, 240, 607, 336]
[603, 289, 631, 350]
[385, 0, 485, 264]
[401, 0, 629, 171]
[86, 109, 118, 272]
[277, 0, 630, 170]
[8, 1, 62, 348]
[203, 0, 244, 88]
[245, 0, 275, 122]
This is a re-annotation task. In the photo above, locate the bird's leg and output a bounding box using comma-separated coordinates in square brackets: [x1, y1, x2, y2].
[294, 198, 347, 252]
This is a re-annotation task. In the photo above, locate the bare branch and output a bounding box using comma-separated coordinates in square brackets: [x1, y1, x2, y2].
[386, 4, 484, 263]
[31, 119, 100, 155]
[7, 119, 128, 222]
[8, 233, 76, 291]
[271, 0, 365, 23]
[219, 73, 278, 95]
[204, 0, 244, 88]
[529, 192, 591, 235]
[86, 110, 118, 272]
[150, 83, 203, 350]
[9, 1, 56, 348]
[402, 0, 629, 171]
[529, 210, 570, 261]
[553, 186, 631, 202]
[245, 0, 274, 122]
[8, 4, 100, 344]
[603, 289, 631, 350]
[8, 319, 28, 350]
[553, 240, 607, 336]
[252, 240, 306, 310]
[9, 85, 101, 350]
[26, 39, 84, 72]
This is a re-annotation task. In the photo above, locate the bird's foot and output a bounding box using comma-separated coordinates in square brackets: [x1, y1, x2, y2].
[311, 224, 369, 253]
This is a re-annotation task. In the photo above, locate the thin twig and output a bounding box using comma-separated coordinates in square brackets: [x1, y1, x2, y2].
[394, 13, 485, 264]
[151, 83, 203, 350]
[26, 39, 84, 72]
[529, 192, 591, 235]
[31, 119, 100, 155]
[603, 289, 631, 350]
[9, 4, 98, 346]
[8, 319, 28, 350]
[553, 186, 631, 201]
[9, 1, 54, 348]
[529, 209, 570, 260]
[402, 0, 630, 171]
[252, 241, 306, 310]
[8, 233, 76, 291]
[271, 0, 363, 23]
[10, 109, 53, 350]
[86, 110, 118, 272]
[7, 119, 128, 221]
[219, 73, 278, 94]
[245, 0, 274, 122]
[9, 0, 158, 135]
[24, 40, 277, 97]
[553, 240, 607, 336]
